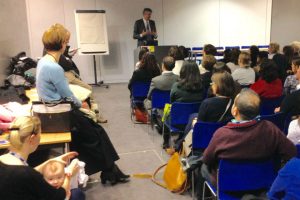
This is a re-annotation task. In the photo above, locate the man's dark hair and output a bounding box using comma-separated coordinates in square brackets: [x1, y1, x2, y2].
[143, 8, 152, 13]
[204, 44, 217, 56]
[162, 56, 175, 71]
[258, 51, 269, 60]
[235, 89, 260, 120]
[178, 46, 189, 59]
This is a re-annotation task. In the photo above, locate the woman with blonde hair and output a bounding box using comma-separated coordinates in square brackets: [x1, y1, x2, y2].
[37, 24, 129, 185]
[0, 116, 78, 200]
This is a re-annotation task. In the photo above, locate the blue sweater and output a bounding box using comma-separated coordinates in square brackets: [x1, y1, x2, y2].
[36, 57, 81, 108]
[268, 158, 300, 200]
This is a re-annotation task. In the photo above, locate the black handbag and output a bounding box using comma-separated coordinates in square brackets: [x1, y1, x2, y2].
[32, 100, 72, 133]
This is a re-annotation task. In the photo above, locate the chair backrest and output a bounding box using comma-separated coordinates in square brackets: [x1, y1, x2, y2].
[151, 89, 170, 109]
[296, 144, 300, 158]
[218, 159, 277, 193]
[170, 102, 201, 127]
[260, 96, 284, 116]
[192, 121, 225, 149]
[225, 46, 240, 50]
[131, 82, 151, 99]
[260, 112, 287, 133]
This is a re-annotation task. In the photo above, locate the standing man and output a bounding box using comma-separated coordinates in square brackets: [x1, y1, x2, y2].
[133, 8, 157, 46]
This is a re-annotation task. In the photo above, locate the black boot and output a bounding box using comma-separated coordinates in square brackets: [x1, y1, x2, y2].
[100, 170, 117, 185]
[113, 164, 130, 180]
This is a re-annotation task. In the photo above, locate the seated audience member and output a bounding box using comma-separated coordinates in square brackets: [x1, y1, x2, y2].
[283, 57, 300, 95]
[37, 24, 82, 108]
[144, 56, 178, 110]
[250, 45, 259, 68]
[178, 45, 189, 60]
[128, 52, 161, 92]
[221, 49, 231, 64]
[268, 42, 280, 59]
[250, 59, 282, 98]
[290, 41, 300, 57]
[276, 64, 300, 116]
[163, 61, 204, 148]
[287, 117, 300, 144]
[232, 52, 255, 86]
[135, 48, 149, 69]
[201, 89, 297, 196]
[283, 45, 294, 71]
[179, 71, 239, 150]
[0, 116, 78, 200]
[200, 55, 217, 91]
[212, 62, 232, 74]
[226, 48, 240, 73]
[199, 44, 217, 74]
[43, 160, 85, 200]
[170, 60, 203, 103]
[37, 24, 129, 185]
[267, 158, 300, 200]
[169, 46, 184, 75]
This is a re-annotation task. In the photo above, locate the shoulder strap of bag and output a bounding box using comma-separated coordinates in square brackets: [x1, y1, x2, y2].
[217, 98, 232, 122]
[151, 163, 168, 189]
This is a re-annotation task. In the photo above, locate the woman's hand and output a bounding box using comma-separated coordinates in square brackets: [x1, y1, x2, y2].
[51, 152, 78, 165]
[274, 107, 280, 113]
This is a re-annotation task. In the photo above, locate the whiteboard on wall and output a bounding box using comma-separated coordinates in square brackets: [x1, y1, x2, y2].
[75, 10, 109, 55]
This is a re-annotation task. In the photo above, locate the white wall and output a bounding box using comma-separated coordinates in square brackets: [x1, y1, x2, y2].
[162, 0, 272, 47]
[25, 0, 272, 84]
[271, 0, 300, 47]
[26, 0, 163, 84]
[0, 0, 30, 86]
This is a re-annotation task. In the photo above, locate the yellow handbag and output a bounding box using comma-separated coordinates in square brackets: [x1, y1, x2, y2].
[152, 152, 188, 193]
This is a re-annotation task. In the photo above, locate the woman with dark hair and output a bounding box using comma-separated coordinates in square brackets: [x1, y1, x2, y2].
[283, 45, 294, 71]
[178, 45, 189, 60]
[250, 45, 259, 67]
[250, 59, 282, 98]
[170, 60, 203, 103]
[226, 48, 240, 73]
[201, 55, 216, 91]
[213, 62, 232, 74]
[135, 48, 149, 69]
[128, 52, 160, 90]
[169, 46, 184, 75]
[221, 49, 231, 64]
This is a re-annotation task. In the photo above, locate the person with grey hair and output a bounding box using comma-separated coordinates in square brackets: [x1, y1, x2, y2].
[199, 89, 296, 198]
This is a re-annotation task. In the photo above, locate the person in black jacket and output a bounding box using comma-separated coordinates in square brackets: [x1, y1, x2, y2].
[0, 116, 78, 200]
[133, 8, 157, 46]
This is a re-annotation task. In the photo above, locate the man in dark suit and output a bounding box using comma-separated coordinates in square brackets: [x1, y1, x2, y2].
[133, 8, 157, 46]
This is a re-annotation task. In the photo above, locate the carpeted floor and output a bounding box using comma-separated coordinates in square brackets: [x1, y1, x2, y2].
[84, 83, 191, 200]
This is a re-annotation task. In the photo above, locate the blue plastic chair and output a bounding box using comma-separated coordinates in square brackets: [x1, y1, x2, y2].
[204, 159, 277, 200]
[130, 82, 151, 121]
[260, 96, 284, 116]
[260, 112, 287, 134]
[150, 89, 170, 127]
[258, 45, 269, 49]
[192, 121, 225, 150]
[241, 46, 251, 50]
[151, 89, 170, 109]
[163, 102, 201, 134]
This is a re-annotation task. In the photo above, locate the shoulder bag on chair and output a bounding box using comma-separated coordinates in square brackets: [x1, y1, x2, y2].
[31, 100, 72, 133]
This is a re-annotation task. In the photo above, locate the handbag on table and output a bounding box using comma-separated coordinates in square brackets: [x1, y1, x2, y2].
[31, 100, 72, 133]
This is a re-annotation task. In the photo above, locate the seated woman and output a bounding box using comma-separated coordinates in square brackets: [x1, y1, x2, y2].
[170, 60, 203, 103]
[175, 71, 239, 152]
[232, 52, 255, 86]
[226, 48, 240, 73]
[200, 55, 216, 91]
[169, 46, 185, 75]
[283, 57, 300, 95]
[128, 52, 161, 92]
[163, 61, 203, 148]
[0, 116, 78, 200]
[250, 59, 283, 98]
[36, 24, 129, 185]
